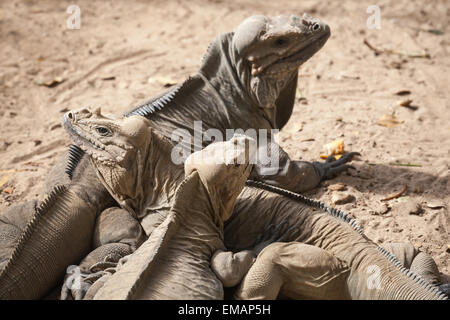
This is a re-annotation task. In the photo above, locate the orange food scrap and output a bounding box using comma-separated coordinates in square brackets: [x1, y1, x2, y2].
[320, 139, 344, 160]
[320, 154, 343, 160]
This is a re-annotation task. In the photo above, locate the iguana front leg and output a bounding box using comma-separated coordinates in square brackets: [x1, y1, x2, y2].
[211, 221, 294, 288]
[60, 207, 145, 300]
[234, 242, 350, 300]
[250, 135, 359, 193]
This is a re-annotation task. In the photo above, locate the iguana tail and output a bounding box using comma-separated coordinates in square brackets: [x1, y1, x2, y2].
[0, 186, 97, 299]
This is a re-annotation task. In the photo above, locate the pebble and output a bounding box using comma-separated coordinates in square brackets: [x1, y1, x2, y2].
[328, 183, 346, 191]
[332, 193, 355, 205]
[368, 202, 390, 215]
[426, 201, 445, 209]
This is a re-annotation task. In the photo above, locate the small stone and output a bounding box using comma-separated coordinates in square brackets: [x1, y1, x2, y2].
[331, 193, 355, 205]
[426, 201, 445, 209]
[368, 202, 390, 215]
[328, 183, 346, 191]
[293, 122, 303, 132]
[2, 186, 14, 195]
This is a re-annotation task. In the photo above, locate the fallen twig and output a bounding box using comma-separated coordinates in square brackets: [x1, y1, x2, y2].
[363, 39, 430, 59]
[389, 162, 422, 167]
[381, 184, 407, 201]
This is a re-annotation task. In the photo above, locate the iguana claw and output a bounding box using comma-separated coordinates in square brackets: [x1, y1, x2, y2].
[313, 152, 360, 180]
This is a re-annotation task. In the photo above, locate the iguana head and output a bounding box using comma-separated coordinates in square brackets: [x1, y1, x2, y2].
[231, 14, 330, 127]
[184, 134, 255, 221]
[63, 108, 152, 206]
[233, 14, 329, 78]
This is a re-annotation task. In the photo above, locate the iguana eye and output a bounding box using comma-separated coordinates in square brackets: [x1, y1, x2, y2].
[312, 23, 320, 31]
[95, 126, 111, 136]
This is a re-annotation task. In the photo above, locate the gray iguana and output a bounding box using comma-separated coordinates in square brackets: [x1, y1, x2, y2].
[61, 109, 447, 300]
[0, 14, 441, 299]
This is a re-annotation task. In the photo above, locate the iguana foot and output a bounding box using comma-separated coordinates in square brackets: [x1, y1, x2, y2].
[312, 152, 360, 180]
[60, 254, 121, 300]
[60, 265, 95, 300]
[439, 283, 450, 297]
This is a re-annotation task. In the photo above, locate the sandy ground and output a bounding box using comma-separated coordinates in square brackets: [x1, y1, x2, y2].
[0, 0, 448, 279]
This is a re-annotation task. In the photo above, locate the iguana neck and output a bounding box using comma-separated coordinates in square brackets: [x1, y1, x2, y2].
[172, 172, 225, 248]
[101, 131, 184, 220]
[199, 33, 274, 127]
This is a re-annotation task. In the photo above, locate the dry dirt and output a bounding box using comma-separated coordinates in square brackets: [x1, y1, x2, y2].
[0, 0, 448, 278]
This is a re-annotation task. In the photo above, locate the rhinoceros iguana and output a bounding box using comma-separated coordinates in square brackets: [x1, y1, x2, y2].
[61, 109, 447, 300]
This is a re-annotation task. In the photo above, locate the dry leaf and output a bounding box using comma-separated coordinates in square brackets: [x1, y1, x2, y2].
[394, 90, 411, 96]
[148, 76, 177, 87]
[397, 99, 413, 107]
[2, 186, 14, 195]
[378, 114, 404, 128]
[100, 75, 116, 81]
